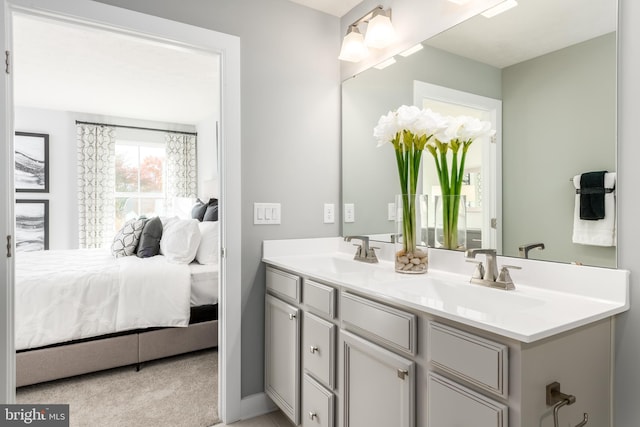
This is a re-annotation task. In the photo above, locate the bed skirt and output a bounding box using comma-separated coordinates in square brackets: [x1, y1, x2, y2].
[16, 307, 218, 387]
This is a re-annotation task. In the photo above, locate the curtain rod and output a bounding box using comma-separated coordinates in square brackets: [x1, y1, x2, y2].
[75, 120, 197, 136]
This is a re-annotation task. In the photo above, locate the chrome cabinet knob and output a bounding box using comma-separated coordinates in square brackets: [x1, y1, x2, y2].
[309, 411, 317, 420]
[309, 345, 318, 354]
[288, 313, 296, 320]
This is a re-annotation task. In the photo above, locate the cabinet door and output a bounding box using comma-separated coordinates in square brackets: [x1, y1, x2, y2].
[265, 294, 300, 425]
[303, 374, 335, 427]
[341, 331, 415, 427]
[427, 372, 508, 427]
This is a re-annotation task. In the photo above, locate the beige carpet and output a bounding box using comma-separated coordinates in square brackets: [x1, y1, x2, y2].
[17, 349, 219, 427]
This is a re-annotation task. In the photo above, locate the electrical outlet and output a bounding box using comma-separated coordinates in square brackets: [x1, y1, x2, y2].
[323, 203, 335, 224]
[344, 203, 355, 223]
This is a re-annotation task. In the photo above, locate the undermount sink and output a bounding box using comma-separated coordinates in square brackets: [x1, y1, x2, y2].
[276, 254, 383, 275]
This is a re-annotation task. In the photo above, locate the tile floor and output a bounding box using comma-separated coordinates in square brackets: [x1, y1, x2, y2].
[212, 410, 294, 427]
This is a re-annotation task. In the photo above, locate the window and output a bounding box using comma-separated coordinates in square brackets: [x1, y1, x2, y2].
[115, 140, 166, 230]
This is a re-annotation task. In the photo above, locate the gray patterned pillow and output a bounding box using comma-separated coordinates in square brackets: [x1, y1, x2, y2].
[111, 218, 146, 258]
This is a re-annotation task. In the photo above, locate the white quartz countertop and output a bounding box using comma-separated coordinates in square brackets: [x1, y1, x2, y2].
[262, 237, 629, 343]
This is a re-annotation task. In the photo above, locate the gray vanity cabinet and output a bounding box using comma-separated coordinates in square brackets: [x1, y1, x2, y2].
[265, 292, 301, 425]
[340, 331, 415, 427]
[264, 264, 614, 427]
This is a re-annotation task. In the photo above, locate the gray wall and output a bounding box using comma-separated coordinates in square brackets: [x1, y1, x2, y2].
[342, 44, 500, 237]
[502, 33, 616, 266]
[93, 0, 341, 397]
[90, 1, 640, 424]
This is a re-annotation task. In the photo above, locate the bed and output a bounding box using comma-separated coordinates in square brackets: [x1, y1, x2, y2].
[15, 216, 220, 387]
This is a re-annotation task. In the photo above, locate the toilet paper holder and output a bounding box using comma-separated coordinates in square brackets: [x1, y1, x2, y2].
[546, 381, 589, 427]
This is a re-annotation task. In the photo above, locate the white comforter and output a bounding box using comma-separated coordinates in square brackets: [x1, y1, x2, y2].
[15, 249, 191, 351]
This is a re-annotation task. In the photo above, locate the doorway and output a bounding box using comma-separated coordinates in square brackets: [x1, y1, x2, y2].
[0, 0, 242, 423]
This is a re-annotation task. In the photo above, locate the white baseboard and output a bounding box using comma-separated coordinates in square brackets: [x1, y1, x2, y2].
[240, 392, 278, 420]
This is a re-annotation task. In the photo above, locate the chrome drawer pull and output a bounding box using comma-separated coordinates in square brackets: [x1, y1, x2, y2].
[309, 411, 317, 420]
[288, 313, 296, 320]
[309, 345, 319, 354]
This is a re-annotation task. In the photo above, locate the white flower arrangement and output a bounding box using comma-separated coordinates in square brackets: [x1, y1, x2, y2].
[375, 106, 495, 251]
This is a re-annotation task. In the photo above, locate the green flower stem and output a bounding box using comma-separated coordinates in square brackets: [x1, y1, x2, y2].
[395, 131, 424, 254]
[432, 139, 472, 249]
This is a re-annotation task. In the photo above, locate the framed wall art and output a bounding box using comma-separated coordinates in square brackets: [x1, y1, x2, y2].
[15, 199, 49, 252]
[15, 131, 49, 193]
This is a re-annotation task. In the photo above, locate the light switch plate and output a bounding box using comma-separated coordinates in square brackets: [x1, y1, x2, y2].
[324, 203, 335, 224]
[254, 203, 281, 225]
[388, 202, 396, 221]
[344, 203, 355, 223]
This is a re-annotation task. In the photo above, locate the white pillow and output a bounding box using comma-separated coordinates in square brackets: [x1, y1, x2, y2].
[160, 218, 201, 264]
[196, 221, 219, 265]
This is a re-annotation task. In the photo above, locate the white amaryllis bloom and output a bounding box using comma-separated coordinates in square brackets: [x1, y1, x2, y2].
[457, 116, 496, 142]
[414, 109, 448, 138]
[373, 110, 399, 147]
[395, 105, 422, 133]
[435, 115, 495, 143]
[374, 106, 448, 146]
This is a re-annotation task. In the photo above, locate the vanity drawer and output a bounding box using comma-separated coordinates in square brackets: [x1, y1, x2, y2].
[303, 312, 336, 389]
[266, 266, 301, 303]
[303, 374, 335, 427]
[427, 372, 508, 427]
[304, 279, 336, 319]
[428, 322, 508, 398]
[340, 292, 417, 356]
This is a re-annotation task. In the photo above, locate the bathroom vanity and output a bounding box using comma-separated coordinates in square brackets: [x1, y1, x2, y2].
[262, 237, 628, 427]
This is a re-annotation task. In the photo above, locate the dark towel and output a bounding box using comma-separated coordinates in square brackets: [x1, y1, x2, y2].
[580, 171, 607, 220]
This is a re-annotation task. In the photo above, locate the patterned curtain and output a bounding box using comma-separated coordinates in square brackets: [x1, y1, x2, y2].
[166, 133, 197, 199]
[77, 124, 116, 248]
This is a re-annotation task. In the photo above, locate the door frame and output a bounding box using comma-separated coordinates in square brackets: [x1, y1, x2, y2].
[0, 0, 242, 422]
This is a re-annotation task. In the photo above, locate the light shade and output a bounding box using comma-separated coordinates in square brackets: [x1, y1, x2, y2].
[364, 10, 397, 49]
[338, 25, 369, 62]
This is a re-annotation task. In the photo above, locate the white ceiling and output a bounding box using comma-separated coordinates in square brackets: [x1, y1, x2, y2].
[424, 0, 616, 69]
[287, 0, 363, 17]
[13, 14, 220, 126]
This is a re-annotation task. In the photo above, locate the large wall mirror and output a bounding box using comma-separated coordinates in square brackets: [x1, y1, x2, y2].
[342, 0, 617, 268]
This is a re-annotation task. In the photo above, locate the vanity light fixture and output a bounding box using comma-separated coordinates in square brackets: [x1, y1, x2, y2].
[399, 43, 424, 57]
[339, 6, 397, 62]
[364, 8, 397, 48]
[338, 25, 369, 62]
[373, 57, 396, 70]
[481, 0, 518, 18]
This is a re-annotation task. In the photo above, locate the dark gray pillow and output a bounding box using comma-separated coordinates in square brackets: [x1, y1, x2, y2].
[203, 199, 218, 221]
[191, 199, 207, 221]
[137, 217, 163, 258]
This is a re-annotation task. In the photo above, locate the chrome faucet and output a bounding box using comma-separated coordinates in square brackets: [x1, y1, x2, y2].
[344, 235, 379, 263]
[519, 242, 545, 259]
[465, 248, 520, 290]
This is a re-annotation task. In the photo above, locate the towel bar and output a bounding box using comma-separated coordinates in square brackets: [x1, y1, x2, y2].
[575, 188, 614, 194]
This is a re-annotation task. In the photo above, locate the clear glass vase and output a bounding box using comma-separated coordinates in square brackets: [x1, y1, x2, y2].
[394, 194, 428, 274]
[434, 194, 467, 250]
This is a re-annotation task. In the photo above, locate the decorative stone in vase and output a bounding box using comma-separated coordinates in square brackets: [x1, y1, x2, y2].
[395, 194, 428, 274]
